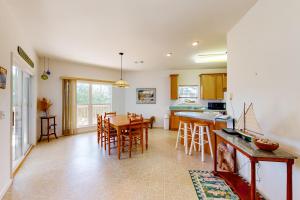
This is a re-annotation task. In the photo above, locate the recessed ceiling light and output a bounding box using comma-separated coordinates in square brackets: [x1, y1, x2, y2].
[192, 41, 199, 46]
[166, 53, 172, 57]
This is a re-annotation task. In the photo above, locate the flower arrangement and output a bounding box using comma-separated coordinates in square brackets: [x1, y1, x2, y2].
[38, 97, 53, 116]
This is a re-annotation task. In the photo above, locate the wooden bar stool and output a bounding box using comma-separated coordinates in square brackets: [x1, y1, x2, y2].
[175, 120, 194, 154]
[189, 122, 213, 162]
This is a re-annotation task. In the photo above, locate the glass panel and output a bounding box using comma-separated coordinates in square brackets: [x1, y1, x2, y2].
[92, 84, 112, 104]
[12, 66, 22, 163]
[76, 82, 89, 105]
[77, 105, 89, 127]
[22, 73, 30, 153]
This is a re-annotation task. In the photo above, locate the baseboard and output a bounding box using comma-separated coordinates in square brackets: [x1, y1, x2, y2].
[0, 179, 12, 200]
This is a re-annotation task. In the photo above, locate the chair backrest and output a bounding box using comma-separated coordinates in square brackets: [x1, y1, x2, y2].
[127, 112, 137, 118]
[129, 115, 143, 132]
[103, 117, 111, 134]
[104, 112, 117, 118]
[97, 114, 103, 131]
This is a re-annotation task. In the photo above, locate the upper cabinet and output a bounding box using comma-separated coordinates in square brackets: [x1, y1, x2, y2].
[170, 74, 179, 100]
[200, 73, 227, 100]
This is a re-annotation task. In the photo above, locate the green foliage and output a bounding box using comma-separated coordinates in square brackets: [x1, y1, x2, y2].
[77, 82, 112, 105]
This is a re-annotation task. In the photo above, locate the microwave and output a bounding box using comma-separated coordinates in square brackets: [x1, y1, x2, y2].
[208, 102, 226, 110]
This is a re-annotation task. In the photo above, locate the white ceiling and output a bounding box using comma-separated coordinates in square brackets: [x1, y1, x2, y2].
[6, 0, 256, 70]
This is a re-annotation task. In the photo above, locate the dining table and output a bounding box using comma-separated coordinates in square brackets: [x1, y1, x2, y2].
[108, 115, 151, 159]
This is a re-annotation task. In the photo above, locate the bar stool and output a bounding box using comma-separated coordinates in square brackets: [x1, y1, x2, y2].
[189, 122, 213, 162]
[175, 121, 194, 154]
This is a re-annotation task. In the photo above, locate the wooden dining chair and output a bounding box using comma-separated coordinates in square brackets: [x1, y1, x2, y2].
[97, 114, 104, 147]
[103, 117, 118, 155]
[121, 115, 144, 158]
[104, 112, 117, 118]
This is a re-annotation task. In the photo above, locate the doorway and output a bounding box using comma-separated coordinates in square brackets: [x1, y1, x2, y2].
[11, 60, 32, 170]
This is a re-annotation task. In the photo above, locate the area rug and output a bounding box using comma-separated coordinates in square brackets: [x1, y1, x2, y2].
[189, 170, 239, 200]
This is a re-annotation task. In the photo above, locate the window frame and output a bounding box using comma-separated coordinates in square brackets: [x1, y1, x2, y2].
[178, 85, 199, 99]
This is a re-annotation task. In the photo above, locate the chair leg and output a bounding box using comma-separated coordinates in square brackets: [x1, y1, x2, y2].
[129, 134, 132, 158]
[141, 132, 144, 154]
[206, 126, 213, 159]
[191, 124, 196, 151]
[200, 126, 204, 162]
[104, 133, 106, 151]
[175, 121, 182, 149]
[108, 134, 111, 155]
[189, 126, 196, 155]
[198, 126, 201, 152]
[184, 123, 188, 155]
[122, 136, 125, 153]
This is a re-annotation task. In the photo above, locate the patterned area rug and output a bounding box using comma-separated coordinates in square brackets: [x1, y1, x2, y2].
[189, 170, 239, 200]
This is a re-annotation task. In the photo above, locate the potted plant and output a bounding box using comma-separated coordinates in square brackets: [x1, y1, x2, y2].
[38, 97, 53, 117]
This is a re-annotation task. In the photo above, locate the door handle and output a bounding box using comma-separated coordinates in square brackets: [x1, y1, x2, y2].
[12, 111, 15, 126]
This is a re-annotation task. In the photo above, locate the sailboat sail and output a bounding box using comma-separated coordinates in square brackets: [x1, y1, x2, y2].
[236, 103, 263, 138]
[244, 104, 262, 135]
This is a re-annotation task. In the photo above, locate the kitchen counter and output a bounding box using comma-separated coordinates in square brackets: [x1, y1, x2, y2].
[175, 111, 229, 122]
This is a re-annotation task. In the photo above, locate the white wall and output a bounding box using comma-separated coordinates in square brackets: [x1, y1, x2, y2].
[0, 0, 38, 198]
[124, 68, 227, 127]
[37, 58, 125, 137]
[227, 0, 300, 199]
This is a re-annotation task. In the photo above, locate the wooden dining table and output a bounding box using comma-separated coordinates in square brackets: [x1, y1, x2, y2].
[108, 115, 150, 159]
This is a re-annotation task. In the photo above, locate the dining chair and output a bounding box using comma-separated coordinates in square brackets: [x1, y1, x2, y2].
[104, 112, 117, 118]
[121, 115, 144, 158]
[103, 117, 118, 155]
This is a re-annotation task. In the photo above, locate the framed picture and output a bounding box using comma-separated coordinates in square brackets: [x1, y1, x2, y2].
[0, 66, 7, 89]
[136, 88, 156, 104]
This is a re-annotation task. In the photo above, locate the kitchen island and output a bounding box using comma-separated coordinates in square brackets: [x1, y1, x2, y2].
[174, 111, 228, 154]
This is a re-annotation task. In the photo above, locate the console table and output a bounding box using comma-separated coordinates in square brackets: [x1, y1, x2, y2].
[39, 115, 58, 142]
[213, 130, 297, 200]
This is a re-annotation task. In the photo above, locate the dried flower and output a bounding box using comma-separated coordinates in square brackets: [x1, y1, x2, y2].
[38, 98, 53, 113]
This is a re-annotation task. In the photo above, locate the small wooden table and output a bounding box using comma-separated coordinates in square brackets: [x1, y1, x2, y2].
[108, 115, 150, 159]
[39, 115, 58, 142]
[213, 130, 297, 200]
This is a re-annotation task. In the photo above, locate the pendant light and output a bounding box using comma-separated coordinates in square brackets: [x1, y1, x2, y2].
[113, 52, 129, 88]
[41, 56, 48, 80]
[46, 58, 51, 75]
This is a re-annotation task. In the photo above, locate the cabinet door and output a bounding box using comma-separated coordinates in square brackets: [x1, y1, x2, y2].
[216, 74, 224, 99]
[222, 73, 227, 91]
[170, 74, 178, 100]
[201, 74, 216, 99]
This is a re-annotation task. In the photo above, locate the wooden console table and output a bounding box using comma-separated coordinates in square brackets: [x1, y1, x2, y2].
[39, 115, 58, 142]
[213, 130, 297, 200]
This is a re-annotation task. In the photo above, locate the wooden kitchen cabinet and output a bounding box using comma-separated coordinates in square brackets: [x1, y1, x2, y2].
[170, 74, 179, 100]
[200, 73, 227, 100]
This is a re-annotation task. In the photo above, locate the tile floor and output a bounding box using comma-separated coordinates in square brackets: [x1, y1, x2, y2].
[4, 128, 213, 200]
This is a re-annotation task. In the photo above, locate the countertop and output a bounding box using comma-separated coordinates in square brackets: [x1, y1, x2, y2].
[169, 105, 226, 112]
[174, 111, 229, 122]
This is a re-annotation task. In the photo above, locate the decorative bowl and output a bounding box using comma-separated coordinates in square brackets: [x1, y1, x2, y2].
[254, 138, 279, 152]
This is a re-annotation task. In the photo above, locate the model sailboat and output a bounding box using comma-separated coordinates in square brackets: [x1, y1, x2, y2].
[235, 103, 263, 142]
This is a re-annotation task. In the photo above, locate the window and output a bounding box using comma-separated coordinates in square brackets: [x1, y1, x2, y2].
[178, 85, 199, 102]
[77, 82, 112, 128]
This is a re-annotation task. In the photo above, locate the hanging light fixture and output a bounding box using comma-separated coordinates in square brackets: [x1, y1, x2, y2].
[46, 58, 51, 75]
[113, 52, 129, 88]
[41, 56, 48, 80]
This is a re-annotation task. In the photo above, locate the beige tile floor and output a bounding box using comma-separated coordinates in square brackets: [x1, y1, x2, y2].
[4, 128, 213, 200]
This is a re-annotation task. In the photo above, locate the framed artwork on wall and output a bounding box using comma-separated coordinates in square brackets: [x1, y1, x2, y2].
[136, 88, 156, 104]
[0, 66, 7, 89]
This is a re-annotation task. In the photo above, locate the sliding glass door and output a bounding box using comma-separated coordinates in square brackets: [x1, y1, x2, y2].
[12, 65, 31, 168]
